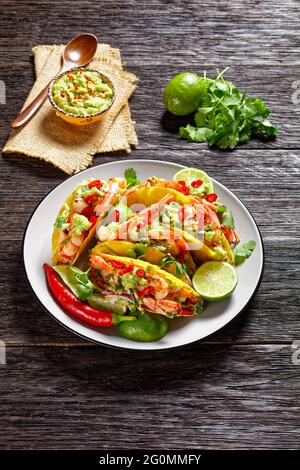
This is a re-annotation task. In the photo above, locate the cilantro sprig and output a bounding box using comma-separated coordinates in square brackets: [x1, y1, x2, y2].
[234, 240, 256, 265]
[179, 68, 278, 150]
[124, 168, 140, 188]
[160, 255, 187, 277]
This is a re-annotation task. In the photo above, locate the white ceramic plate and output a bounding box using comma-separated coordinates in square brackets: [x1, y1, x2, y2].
[23, 160, 264, 350]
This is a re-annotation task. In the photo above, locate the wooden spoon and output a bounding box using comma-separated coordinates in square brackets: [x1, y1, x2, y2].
[11, 33, 98, 129]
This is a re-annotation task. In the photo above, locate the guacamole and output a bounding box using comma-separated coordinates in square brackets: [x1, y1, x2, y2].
[51, 69, 114, 116]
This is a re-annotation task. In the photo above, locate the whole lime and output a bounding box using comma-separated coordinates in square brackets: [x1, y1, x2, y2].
[163, 72, 205, 116]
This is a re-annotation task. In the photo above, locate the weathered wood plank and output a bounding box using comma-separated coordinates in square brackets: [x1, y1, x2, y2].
[1, 0, 300, 66]
[1, 64, 300, 150]
[0, 0, 299, 450]
[0, 345, 299, 449]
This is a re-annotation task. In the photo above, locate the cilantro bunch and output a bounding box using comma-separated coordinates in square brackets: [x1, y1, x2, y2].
[179, 68, 278, 150]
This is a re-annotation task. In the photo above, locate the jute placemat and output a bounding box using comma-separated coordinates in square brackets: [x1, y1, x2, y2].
[3, 43, 138, 174]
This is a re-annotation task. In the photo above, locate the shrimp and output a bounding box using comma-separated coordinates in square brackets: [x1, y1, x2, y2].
[142, 297, 181, 316]
[147, 274, 170, 299]
[61, 240, 77, 258]
[94, 178, 124, 216]
[118, 195, 175, 240]
[70, 234, 84, 247]
[72, 197, 88, 213]
[94, 192, 117, 217]
[222, 226, 240, 244]
[89, 255, 115, 273]
[204, 206, 220, 229]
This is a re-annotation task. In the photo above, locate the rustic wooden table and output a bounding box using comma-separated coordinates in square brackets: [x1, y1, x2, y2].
[0, 0, 299, 450]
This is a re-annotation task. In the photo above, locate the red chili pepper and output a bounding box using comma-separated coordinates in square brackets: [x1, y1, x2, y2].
[88, 179, 102, 189]
[81, 206, 94, 219]
[119, 264, 134, 276]
[180, 186, 190, 195]
[43, 263, 113, 327]
[89, 215, 98, 225]
[137, 286, 155, 297]
[191, 179, 203, 187]
[136, 268, 145, 278]
[84, 194, 99, 206]
[178, 180, 186, 186]
[136, 222, 144, 231]
[181, 309, 194, 316]
[113, 209, 120, 223]
[178, 207, 186, 222]
[111, 260, 126, 269]
[206, 193, 218, 203]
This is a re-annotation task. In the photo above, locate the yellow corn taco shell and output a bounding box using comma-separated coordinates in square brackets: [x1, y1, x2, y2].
[124, 185, 192, 208]
[90, 252, 201, 302]
[123, 187, 234, 263]
[177, 228, 234, 264]
[52, 180, 121, 265]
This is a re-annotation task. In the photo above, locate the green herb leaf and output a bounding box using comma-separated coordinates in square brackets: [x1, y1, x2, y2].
[53, 266, 95, 300]
[222, 210, 235, 228]
[160, 255, 187, 277]
[124, 168, 140, 188]
[194, 302, 204, 315]
[179, 124, 213, 143]
[136, 243, 147, 256]
[54, 216, 65, 229]
[178, 68, 279, 150]
[234, 240, 256, 265]
[215, 204, 227, 213]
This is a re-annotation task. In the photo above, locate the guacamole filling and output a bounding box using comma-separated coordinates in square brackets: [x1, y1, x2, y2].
[52, 69, 113, 116]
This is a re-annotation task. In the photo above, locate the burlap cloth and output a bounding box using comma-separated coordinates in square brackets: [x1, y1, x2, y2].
[3, 43, 138, 174]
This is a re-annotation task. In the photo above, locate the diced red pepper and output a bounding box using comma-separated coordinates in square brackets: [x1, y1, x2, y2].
[67, 74, 74, 80]
[89, 215, 98, 225]
[113, 209, 120, 223]
[111, 260, 126, 269]
[84, 194, 99, 206]
[88, 180, 102, 189]
[136, 269, 145, 278]
[178, 180, 186, 186]
[81, 206, 94, 219]
[180, 186, 190, 195]
[119, 264, 134, 276]
[206, 193, 218, 203]
[137, 287, 155, 297]
[191, 179, 203, 187]
[136, 222, 144, 231]
[181, 309, 194, 316]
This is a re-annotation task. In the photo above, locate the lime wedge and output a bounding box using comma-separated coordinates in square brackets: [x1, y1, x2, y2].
[192, 261, 237, 301]
[173, 167, 214, 195]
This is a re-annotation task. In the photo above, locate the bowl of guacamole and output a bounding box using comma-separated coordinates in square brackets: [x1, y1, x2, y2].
[48, 68, 115, 126]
